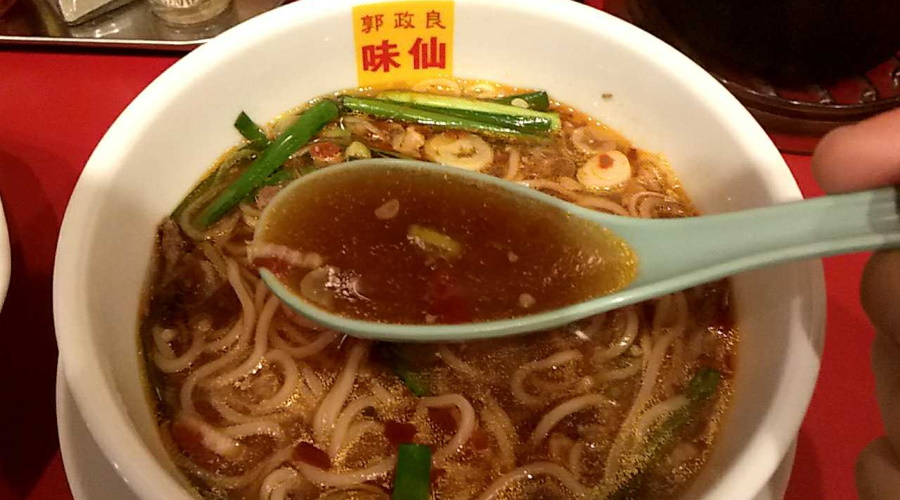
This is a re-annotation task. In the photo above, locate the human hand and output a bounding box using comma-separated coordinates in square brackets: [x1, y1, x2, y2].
[811, 107, 900, 499]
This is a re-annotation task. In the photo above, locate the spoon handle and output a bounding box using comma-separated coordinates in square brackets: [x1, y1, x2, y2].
[626, 186, 900, 286]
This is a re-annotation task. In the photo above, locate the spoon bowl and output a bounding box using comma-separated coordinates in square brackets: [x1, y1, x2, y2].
[257, 158, 900, 342]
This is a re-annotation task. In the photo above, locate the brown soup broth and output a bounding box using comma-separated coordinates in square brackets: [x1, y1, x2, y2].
[140, 79, 737, 500]
[256, 166, 636, 324]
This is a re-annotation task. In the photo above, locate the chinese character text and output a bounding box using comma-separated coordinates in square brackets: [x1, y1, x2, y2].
[425, 10, 446, 29]
[409, 36, 447, 69]
[362, 40, 401, 72]
[393, 11, 415, 29]
[360, 14, 384, 33]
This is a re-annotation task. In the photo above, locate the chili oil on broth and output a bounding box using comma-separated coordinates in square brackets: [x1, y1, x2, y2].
[255, 165, 637, 324]
[139, 78, 737, 500]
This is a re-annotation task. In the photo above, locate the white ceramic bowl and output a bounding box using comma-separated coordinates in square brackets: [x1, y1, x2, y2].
[53, 0, 826, 499]
[0, 197, 9, 311]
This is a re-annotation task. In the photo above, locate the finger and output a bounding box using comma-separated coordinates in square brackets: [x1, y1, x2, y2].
[861, 250, 900, 340]
[856, 437, 900, 500]
[870, 332, 900, 454]
[860, 250, 900, 464]
[811, 107, 900, 193]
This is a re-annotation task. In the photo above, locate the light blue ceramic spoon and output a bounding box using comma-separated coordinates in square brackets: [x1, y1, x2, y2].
[257, 158, 900, 342]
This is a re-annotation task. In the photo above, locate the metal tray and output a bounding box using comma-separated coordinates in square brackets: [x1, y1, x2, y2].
[0, 0, 283, 50]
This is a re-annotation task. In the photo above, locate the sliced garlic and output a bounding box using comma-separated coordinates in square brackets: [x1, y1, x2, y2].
[374, 198, 400, 220]
[510, 98, 530, 109]
[342, 115, 388, 141]
[391, 126, 426, 158]
[463, 82, 499, 98]
[577, 150, 632, 190]
[571, 125, 619, 155]
[518, 293, 536, 308]
[411, 78, 462, 96]
[424, 132, 494, 171]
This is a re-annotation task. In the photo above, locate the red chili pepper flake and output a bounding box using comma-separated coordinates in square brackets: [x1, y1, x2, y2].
[384, 420, 417, 447]
[425, 270, 473, 324]
[170, 420, 219, 468]
[293, 442, 331, 469]
[171, 420, 202, 454]
[311, 141, 341, 157]
[310, 142, 343, 164]
[598, 154, 614, 169]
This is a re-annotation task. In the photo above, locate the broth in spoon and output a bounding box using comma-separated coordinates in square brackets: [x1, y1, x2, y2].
[254, 164, 637, 324]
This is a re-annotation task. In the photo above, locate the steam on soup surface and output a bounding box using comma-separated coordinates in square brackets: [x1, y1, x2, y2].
[141, 79, 736, 500]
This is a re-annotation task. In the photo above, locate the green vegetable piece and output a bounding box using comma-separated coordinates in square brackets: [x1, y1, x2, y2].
[396, 365, 430, 397]
[606, 368, 722, 500]
[197, 99, 339, 228]
[685, 366, 721, 402]
[392, 444, 432, 500]
[377, 343, 431, 397]
[378, 91, 560, 131]
[341, 96, 529, 137]
[233, 111, 270, 150]
[172, 148, 257, 219]
[406, 103, 554, 133]
[492, 91, 551, 111]
[345, 141, 372, 159]
[407, 224, 463, 260]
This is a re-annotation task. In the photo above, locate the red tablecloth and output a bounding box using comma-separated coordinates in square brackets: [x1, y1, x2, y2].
[0, 27, 886, 500]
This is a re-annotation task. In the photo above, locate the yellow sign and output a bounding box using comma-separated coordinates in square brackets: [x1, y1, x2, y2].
[352, 1, 455, 87]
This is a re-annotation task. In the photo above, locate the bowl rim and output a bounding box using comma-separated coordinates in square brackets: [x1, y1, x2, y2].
[53, 1, 826, 499]
[0, 196, 9, 314]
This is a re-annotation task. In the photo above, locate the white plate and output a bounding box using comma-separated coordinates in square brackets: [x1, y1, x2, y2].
[57, 364, 140, 500]
[56, 363, 795, 500]
[0, 196, 9, 312]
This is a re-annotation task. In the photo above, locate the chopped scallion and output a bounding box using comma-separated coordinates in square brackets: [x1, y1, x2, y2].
[196, 99, 339, 228]
[405, 103, 555, 133]
[377, 343, 431, 397]
[392, 444, 432, 500]
[341, 96, 529, 137]
[378, 91, 560, 131]
[233, 111, 270, 150]
[172, 148, 257, 220]
[606, 368, 722, 500]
